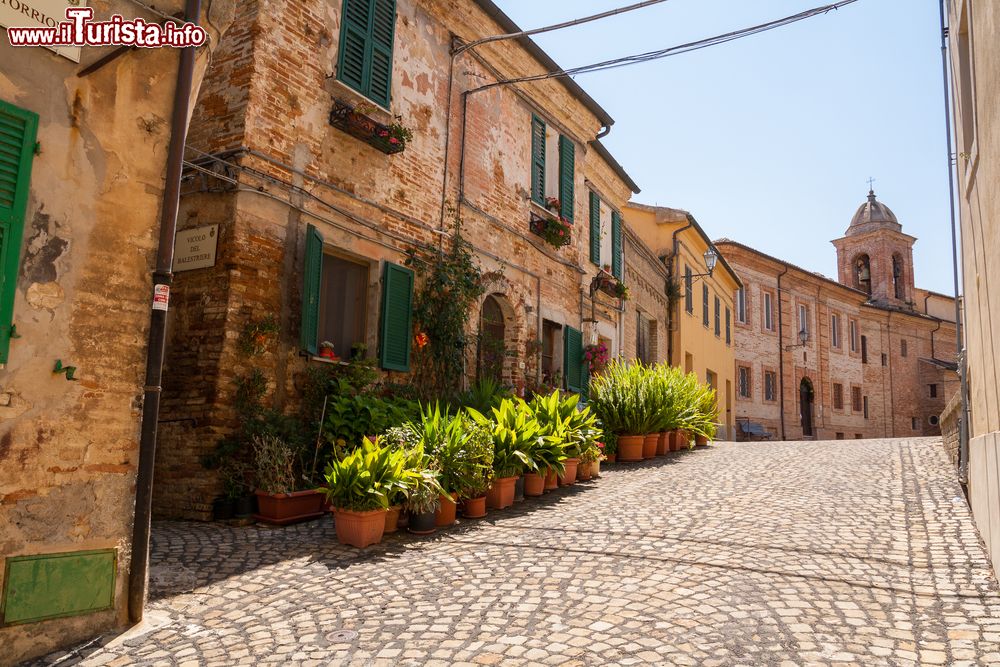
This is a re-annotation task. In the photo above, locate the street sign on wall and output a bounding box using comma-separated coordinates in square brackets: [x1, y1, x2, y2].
[173, 224, 219, 272]
[0, 0, 87, 62]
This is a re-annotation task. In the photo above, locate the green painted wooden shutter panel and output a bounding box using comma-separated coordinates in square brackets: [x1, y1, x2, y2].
[337, 0, 395, 108]
[337, 0, 370, 94]
[589, 191, 600, 265]
[530, 115, 546, 205]
[611, 210, 622, 279]
[558, 135, 574, 222]
[563, 326, 583, 393]
[379, 262, 413, 371]
[369, 0, 396, 108]
[0, 100, 38, 366]
[300, 224, 324, 356]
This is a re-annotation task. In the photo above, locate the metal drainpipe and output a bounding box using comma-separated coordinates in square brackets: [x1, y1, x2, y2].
[939, 0, 970, 483]
[776, 265, 789, 440]
[666, 219, 694, 367]
[128, 0, 201, 624]
[887, 310, 895, 438]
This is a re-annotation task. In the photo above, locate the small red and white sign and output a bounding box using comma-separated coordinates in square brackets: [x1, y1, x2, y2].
[152, 284, 170, 312]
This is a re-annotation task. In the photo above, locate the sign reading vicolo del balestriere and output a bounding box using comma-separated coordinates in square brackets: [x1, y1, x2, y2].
[173, 224, 218, 272]
[0, 0, 87, 62]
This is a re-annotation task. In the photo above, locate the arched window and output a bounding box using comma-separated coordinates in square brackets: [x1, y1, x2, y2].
[854, 255, 871, 295]
[478, 295, 506, 382]
[892, 254, 904, 299]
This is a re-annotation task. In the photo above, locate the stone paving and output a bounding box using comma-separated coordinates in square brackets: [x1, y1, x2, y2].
[34, 437, 1000, 666]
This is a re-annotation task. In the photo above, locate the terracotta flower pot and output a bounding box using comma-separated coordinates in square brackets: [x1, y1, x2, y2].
[677, 431, 690, 450]
[606, 453, 616, 463]
[384, 505, 401, 534]
[463, 496, 487, 518]
[558, 458, 580, 486]
[642, 434, 659, 459]
[592, 459, 601, 477]
[577, 461, 593, 481]
[435, 492, 459, 527]
[657, 432, 669, 456]
[523, 472, 545, 496]
[696, 434, 709, 446]
[617, 435, 644, 462]
[254, 489, 325, 525]
[544, 469, 559, 491]
[668, 430, 679, 452]
[486, 476, 517, 509]
[333, 507, 386, 548]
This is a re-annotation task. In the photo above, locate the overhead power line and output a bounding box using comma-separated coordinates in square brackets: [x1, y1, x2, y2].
[471, 0, 861, 92]
[454, 0, 673, 54]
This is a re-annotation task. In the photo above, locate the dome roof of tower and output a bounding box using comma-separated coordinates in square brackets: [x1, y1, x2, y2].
[846, 189, 902, 236]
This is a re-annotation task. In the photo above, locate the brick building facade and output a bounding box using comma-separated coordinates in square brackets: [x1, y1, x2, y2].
[717, 190, 958, 441]
[154, 0, 657, 519]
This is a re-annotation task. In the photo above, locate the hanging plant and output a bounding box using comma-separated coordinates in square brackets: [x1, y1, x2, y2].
[530, 213, 572, 249]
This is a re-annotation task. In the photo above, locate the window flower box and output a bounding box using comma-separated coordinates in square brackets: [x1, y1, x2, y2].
[529, 211, 571, 249]
[590, 268, 630, 301]
[329, 100, 411, 155]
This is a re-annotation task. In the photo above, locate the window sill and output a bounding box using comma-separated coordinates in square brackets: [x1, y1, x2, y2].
[529, 199, 564, 221]
[309, 356, 351, 366]
[331, 78, 392, 117]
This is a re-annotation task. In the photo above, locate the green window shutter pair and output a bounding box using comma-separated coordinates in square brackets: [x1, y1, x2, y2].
[611, 211, 622, 279]
[714, 296, 721, 336]
[589, 191, 600, 265]
[702, 285, 710, 326]
[558, 136, 574, 222]
[684, 266, 693, 313]
[337, 0, 396, 108]
[0, 100, 38, 365]
[300, 224, 413, 370]
[725, 307, 731, 345]
[530, 115, 546, 205]
[563, 326, 583, 394]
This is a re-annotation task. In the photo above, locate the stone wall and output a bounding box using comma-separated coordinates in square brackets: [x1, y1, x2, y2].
[0, 2, 233, 663]
[941, 390, 962, 467]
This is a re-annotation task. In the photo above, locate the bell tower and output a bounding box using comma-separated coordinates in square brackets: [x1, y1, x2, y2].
[832, 188, 917, 308]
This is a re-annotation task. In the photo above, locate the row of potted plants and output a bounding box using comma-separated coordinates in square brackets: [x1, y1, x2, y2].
[588, 360, 719, 462]
[320, 391, 605, 548]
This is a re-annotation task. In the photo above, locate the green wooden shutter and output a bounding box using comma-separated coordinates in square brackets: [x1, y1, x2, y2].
[379, 261, 413, 371]
[563, 326, 582, 393]
[530, 116, 546, 205]
[368, 0, 396, 108]
[558, 135, 574, 222]
[589, 191, 600, 265]
[0, 100, 38, 365]
[337, 0, 395, 108]
[611, 210, 622, 279]
[300, 224, 324, 356]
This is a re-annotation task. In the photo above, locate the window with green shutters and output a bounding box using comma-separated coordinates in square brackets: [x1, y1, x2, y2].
[558, 135, 574, 222]
[300, 224, 324, 356]
[0, 99, 38, 365]
[714, 295, 721, 337]
[702, 285, 710, 327]
[562, 325, 584, 394]
[379, 261, 414, 371]
[530, 115, 546, 205]
[337, 0, 396, 108]
[684, 266, 693, 314]
[589, 191, 600, 265]
[611, 210, 622, 279]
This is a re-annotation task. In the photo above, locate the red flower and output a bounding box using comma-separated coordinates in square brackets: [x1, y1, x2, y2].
[389, 137, 399, 144]
[415, 332, 430, 348]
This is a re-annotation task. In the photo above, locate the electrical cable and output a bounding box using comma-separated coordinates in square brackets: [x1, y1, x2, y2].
[471, 0, 861, 93]
[453, 0, 673, 54]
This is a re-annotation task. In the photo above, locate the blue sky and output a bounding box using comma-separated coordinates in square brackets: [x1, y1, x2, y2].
[495, 0, 955, 294]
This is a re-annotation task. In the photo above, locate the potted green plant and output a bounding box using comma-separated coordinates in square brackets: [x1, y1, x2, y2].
[322, 438, 412, 547]
[405, 468, 442, 535]
[468, 401, 533, 510]
[458, 421, 494, 519]
[588, 360, 653, 462]
[252, 434, 325, 525]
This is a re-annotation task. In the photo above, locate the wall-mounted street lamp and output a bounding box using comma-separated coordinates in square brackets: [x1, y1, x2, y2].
[784, 328, 809, 351]
[689, 247, 719, 283]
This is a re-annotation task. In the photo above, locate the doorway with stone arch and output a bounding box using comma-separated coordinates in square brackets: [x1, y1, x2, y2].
[800, 377, 815, 437]
[477, 294, 508, 384]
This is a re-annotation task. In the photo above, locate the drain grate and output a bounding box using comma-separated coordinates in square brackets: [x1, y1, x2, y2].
[325, 630, 358, 643]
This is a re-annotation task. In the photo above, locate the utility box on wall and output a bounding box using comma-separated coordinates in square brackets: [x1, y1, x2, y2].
[1, 549, 116, 626]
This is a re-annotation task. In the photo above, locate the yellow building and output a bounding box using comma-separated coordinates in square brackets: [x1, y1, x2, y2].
[624, 203, 742, 439]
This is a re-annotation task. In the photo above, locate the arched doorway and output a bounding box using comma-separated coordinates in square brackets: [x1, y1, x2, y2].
[800, 378, 815, 437]
[477, 295, 506, 383]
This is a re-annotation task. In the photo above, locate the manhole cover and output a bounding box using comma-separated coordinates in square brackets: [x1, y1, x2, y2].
[325, 630, 358, 643]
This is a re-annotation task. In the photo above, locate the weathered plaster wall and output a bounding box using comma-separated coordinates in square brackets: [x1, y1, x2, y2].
[0, 2, 232, 663]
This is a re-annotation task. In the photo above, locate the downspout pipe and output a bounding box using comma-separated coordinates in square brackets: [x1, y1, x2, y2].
[939, 0, 970, 483]
[128, 0, 201, 624]
[665, 218, 694, 366]
[776, 265, 789, 440]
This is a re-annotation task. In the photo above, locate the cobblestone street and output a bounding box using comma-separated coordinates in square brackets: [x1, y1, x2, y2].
[41, 438, 1000, 666]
